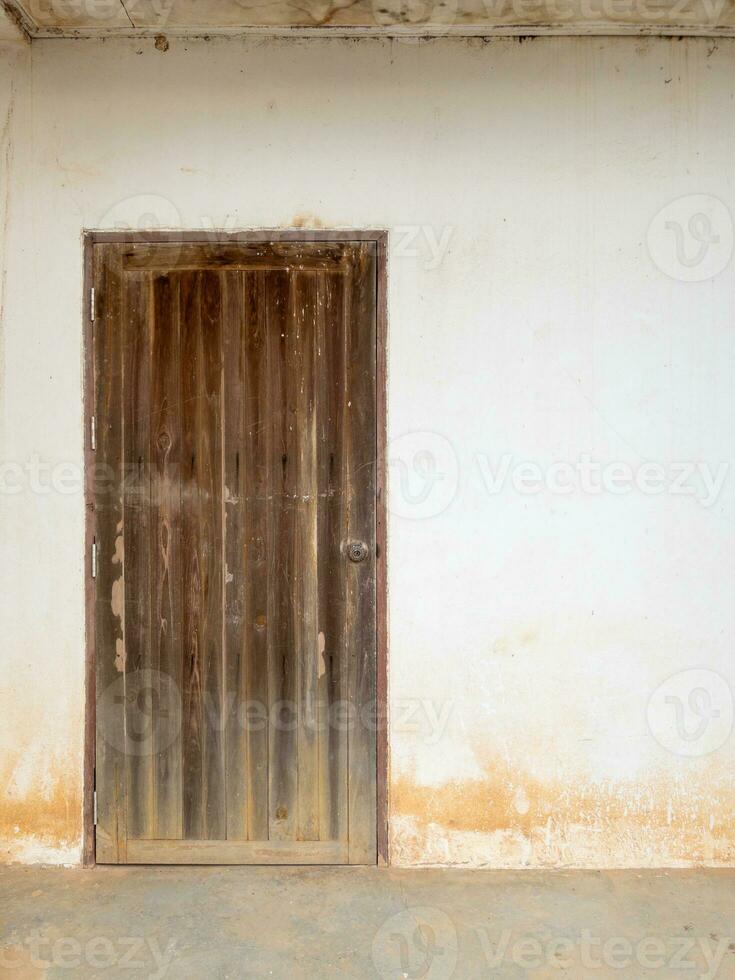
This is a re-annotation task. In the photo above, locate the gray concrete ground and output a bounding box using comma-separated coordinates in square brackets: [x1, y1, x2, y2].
[1, 866, 734, 978]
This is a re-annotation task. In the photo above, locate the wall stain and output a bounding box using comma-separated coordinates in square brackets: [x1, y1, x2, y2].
[391, 759, 735, 867]
[0, 756, 81, 862]
[291, 213, 325, 229]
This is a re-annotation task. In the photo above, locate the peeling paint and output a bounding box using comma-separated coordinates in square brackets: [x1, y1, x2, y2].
[114, 637, 126, 673]
[110, 576, 123, 621]
[111, 525, 125, 671]
[112, 525, 123, 563]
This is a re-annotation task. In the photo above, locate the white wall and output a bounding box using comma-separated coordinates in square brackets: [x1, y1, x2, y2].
[2, 33, 735, 866]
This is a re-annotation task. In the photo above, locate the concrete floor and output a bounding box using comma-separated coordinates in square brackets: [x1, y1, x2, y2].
[1, 867, 734, 978]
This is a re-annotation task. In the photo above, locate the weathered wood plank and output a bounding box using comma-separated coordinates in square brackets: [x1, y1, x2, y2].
[126, 839, 348, 865]
[94, 244, 127, 864]
[180, 271, 226, 840]
[83, 239, 96, 868]
[123, 242, 345, 273]
[122, 272, 154, 841]
[200, 271, 226, 839]
[150, 273, 183, 840]
[180, 271, 204, 840]
[241, 271, 270, 842]
[375, 234, 389, 865]
[222, 270, 248, 840]
[266, 270, 298, 842]
[291, 272, 320, 842]
[345, 245, 378, 865]
[317, 270, 349, 844]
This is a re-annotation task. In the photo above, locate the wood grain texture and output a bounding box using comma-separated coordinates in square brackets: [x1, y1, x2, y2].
[123, 242, 345, 272]
[222, 269, 248, 840]
[374, 235, 389, 866]
[93, 240, 380, 865]
[180, 271, 226, 840]
[291, 272, 320, 842]
[344, 245, 378, 865]
[317, 270, 349, 845]
[199, 271, 226, 840]
[240, 271, 270, 842]
[89, 231, 386, 245]
[94, 244, 126, 864]
[266, 270, 297, 842]
[122, 272, 153, 840]
[150, 273, 183, 840]
[83, 238, 96, 867]
[125, 839, 348, 865]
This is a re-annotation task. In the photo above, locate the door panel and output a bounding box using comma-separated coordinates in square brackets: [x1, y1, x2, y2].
[93, 241, 377, 865]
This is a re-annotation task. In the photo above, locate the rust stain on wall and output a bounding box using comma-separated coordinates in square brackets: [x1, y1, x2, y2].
[0, 786, 80, 850]
[0, 757, 81, 861]
[290, 213, 325, 229]
[391, 759, 735, 867]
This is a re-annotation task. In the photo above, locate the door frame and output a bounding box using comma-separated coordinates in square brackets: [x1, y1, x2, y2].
[82, 229, 389, 867]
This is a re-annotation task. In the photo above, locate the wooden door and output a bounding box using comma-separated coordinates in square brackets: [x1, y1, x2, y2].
[91, 240, 378, 865]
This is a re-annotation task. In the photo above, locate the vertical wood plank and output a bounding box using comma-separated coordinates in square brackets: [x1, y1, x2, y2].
[223, 270, 247, 840]
[375, 234, 389, 866]
[94, 244, 127, 863]
[200, 271, 226, 840]
[83, 238, 96, 867]
[345, 245, 378, 865]
[224, 270, 271, 842]
[242, 271, 270, 841]
[317, 271, 349, 845]
[266, 270, 297, 842]
[291, 272, 320, 842]
[150, 273, 183, 840]
[122, 273, 154, 841]
[180, 271, 203, 839]
[181, 271, 226, 840]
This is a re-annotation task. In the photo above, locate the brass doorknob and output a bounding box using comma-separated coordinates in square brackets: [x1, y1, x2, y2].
[347, 541, 369, 563]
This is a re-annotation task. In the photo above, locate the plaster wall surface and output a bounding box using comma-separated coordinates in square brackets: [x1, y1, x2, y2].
[1, 33, 734, 866]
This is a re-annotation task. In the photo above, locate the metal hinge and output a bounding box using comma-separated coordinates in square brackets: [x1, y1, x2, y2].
[93, 790, 97, 826]
[91, 539, 98, 579]
[90, 415, 96, 452]
[90, 287, 95, 322]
